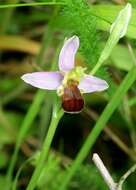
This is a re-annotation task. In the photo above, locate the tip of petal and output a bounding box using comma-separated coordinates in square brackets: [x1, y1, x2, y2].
[64, 35, 79, 47]
[21, 74, 28, 82]
[21, 73, 38, 87]
[73, 35, 79, 42]
[21, 73, 31, 83]
[102, 80, 109, 90]
[71, 35, 80, 49]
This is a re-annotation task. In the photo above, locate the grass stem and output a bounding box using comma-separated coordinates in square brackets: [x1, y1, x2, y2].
[26, 108, 63, 190]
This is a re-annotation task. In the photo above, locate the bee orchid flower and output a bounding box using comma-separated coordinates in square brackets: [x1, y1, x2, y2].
[21, 36, 109, 113]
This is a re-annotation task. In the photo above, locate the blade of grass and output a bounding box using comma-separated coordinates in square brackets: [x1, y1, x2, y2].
[12, 156, 34, 190]
[6, 90, 46, 189]
[84, 108, 136, 161]
[122, 96, 136, 150]
[0, 2, 65, 9]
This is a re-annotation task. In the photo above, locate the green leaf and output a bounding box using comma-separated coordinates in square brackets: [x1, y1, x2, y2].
[91, 4, 136, 39]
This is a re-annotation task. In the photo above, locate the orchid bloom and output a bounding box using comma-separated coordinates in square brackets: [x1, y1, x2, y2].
[21, 36, 109, 113]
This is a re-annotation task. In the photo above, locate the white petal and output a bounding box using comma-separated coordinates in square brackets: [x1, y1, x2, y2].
[78, 75, 109, 93]
[59, 35, 79, 72]
[21, 72, 63, 90]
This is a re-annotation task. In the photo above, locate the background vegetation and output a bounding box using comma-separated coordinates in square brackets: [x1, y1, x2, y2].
[0, 0, 136, 190]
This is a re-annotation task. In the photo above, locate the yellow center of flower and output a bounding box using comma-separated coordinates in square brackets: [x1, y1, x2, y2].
[57, 66, 86, 96]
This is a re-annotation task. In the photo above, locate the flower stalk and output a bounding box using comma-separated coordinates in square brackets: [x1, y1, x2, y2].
[26, 106, 64, 190]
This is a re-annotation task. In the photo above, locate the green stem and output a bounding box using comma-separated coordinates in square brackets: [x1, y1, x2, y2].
[90, 34, 119, 75]
[0, 2, 65, 9]
[122, 96, 136, 150]
[12, 156, 34, 190]
[117, 164, 136, 190]
[39, 95, 52, 143]
[59, 66, 136, 190]
[6, 90, 46, 189]
[26, 108, 64, 190]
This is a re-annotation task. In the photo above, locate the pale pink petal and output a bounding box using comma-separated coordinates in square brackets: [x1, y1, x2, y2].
[59, 35, 79, 72]
[78, 75, 109, 93]
[21, 72, 63, 90]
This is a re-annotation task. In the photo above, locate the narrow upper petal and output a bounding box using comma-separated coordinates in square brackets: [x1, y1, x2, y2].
[78, 75, 109, 93]
[59, 35, 79, 72]
[21, 72, 63, 90]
